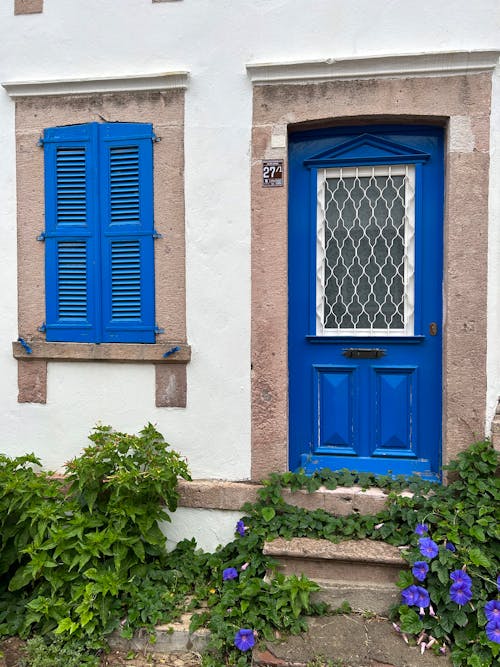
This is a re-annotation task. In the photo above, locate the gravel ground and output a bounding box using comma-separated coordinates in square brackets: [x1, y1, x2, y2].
[0, 639, 203, 667]
[100, 649, 202, 666]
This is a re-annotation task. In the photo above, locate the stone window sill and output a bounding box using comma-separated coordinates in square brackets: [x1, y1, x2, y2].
[13, 341, 190, 407]
[12, 340, 190, 363]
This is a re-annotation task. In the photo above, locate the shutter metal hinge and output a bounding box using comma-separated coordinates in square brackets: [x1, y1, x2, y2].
[37, 231, 46, 241]
[154, 325, 165, 335]
[163, 345, 180, 359]
[37, 137, 44, 147]
[38, 322, 47, 333]
[17, 337, 32, 354]
[152, 133, 161, 143]
[153, 229, 162, 239]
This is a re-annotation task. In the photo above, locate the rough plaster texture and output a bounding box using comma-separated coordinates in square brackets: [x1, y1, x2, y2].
[164, 507, 243, 553]
[251, 73, 492, 479]
[14, 0, 43, 15]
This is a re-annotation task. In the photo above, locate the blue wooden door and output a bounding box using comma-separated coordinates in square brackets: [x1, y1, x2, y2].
[288, 126, 444, 480]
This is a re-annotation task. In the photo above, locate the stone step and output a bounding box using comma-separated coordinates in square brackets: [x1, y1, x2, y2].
[264, 537, 407, 614]
[107, 612, 210, 655]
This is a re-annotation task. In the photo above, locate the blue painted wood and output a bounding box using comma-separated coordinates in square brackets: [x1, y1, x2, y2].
[43, 122, 155, 343]
[288, 125, 444, 480]
[44, 124, 98, 342]
[99, 125, 155, 343]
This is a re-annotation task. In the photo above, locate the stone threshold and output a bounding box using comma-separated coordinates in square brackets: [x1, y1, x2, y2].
[177, 479, 391, 515]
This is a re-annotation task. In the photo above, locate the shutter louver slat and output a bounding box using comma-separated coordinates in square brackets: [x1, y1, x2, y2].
[57, 241, 87, 319]
[109, 146, 140, 225]
[56, 147, 87, 226]
[111, 240, 141, 319]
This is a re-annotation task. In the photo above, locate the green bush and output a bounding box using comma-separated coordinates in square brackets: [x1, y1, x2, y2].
[0, 424, 191, 639]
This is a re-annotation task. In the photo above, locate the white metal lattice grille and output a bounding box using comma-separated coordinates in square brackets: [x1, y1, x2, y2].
[316, 165, 415, 336]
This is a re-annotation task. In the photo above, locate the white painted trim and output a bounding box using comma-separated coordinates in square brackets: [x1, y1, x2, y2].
[1, 71, 189, 97]
[246, 50, 500, 85]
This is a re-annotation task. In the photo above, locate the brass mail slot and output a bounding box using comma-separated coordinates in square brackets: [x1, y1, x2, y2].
[342, 348, 387, 359]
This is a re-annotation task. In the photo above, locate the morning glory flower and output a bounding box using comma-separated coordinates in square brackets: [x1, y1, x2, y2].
[485, 620, 500, 644]
[418, 537, 439, 559]
[402, 585, 430, 608]
[402, 585, 420, 606]
[236, 520, 247, 536]
[449, 581, 472, 606]
[234, 628, 255, 651]
[445, 542, 456, 552]
[484, 600, 500, 623]
[450, 570, 472, 588]
[415, 586, 431, 608]
[497, 574, 500, 591]
[222, 567, 238, 581]
[412, 561, 429, 582]
[415, 523, 429, 536]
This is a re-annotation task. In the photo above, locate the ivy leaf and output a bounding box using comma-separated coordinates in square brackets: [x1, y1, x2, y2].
[453, 608, 469, 627]
[469, 526, 486, 543]
[396, 570, 414, 589]
[468, 654, 483, 667]
[261, 507, 276, 522]
[468, 547, 491, 568]
[399, 607, 423, 634]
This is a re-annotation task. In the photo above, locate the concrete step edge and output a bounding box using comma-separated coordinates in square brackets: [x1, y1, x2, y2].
[264, 537, 407, 566]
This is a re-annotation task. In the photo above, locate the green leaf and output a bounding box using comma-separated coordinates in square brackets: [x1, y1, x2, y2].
[399, 607, 423, 634]
[8, 565, 34, 591]
[261, 507, 276, 522]
[468, 547, 491, 568]
[396, 569, 414, 589]
[469, 526, 486, 542]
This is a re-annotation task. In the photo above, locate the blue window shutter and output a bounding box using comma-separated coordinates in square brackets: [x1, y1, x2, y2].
[43, 124, 99, 342]
[99, 124, 155, 343]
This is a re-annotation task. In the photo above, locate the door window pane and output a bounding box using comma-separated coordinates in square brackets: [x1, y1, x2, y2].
[316, 165, 415, 336]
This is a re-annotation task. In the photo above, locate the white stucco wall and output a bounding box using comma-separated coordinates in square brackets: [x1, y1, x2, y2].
[1, 1, 500, 527]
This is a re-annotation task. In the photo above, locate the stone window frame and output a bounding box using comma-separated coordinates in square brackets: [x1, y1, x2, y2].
[2, 72, 190, 407]
[247, 50, 500, 481]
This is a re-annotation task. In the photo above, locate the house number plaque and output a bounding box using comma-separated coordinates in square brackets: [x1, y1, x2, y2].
[262, 160, 284, 187]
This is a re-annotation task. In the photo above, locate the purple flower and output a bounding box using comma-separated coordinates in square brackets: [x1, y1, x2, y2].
[486, 619, 500, 644]
[412, 561, 429, 582]
[450, 570, 472, 588]
[415, 586, 430, 608]
[450, 581, 472, 606]
[222, 567, 238, 581]
[402, 585, 420, 606]
[236, 520, 246, 536]
[445, 542, 456, 552]
[234, 628, 255, 651]
[419, 537, 439, 559]
[485, 600, 500, 623]
[402, 585, 430, 608]
[415, 523, 429, 536]
[497, 574, 500, 592]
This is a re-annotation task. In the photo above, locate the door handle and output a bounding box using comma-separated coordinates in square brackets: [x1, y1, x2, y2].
[429, 322, 438, 336]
